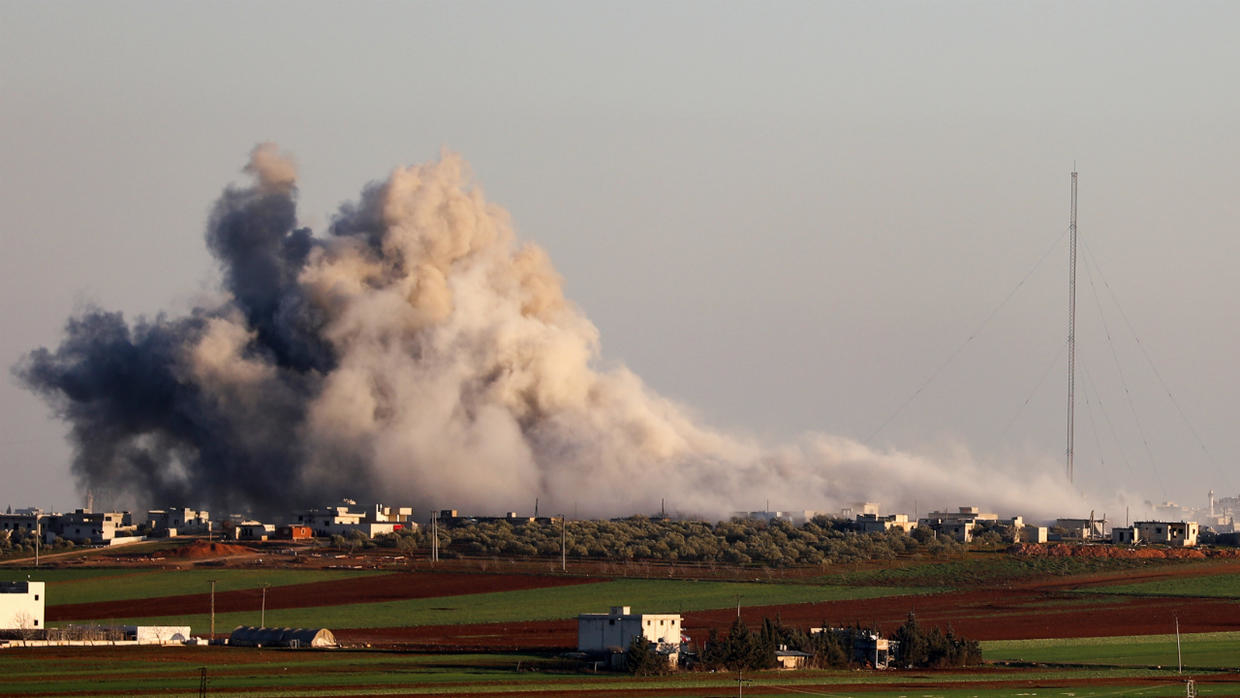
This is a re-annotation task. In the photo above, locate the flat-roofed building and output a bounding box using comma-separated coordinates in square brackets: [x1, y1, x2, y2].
[0, 581, 44, 632]
[1134, 521, 1198, 547]
[44, 510, 138, 545]
[577, 606, 681, 655]
[146, 508, 210, 536]
[855, 513, 917, 534]
[296, 502, 415, 538]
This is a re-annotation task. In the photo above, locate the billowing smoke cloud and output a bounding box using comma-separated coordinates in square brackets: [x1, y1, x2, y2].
[16, 145, 1087, 519]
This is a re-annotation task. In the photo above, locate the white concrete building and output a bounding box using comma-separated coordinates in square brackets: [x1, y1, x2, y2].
[1019, 525, 1049, 543]
[45, 510, 139, 545]
[1135, 521, 1198, 547]
[918, 507, 1002, 543]
[577, 606, 682, 654]
[296, 502, 414, 538]
[855, 513, 917, 534]
[0, 581, 44, 632]
[236, 522, 276, 541]
[146, 508, 210, 536]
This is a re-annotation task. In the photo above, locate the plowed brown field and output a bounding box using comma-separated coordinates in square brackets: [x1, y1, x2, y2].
[48, 571, 604, 622]
[336, 561, 1240, 649]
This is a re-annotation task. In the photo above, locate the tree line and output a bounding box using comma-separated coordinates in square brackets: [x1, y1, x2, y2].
[365, 515, 973, 567]
[626, 613, 981, 675]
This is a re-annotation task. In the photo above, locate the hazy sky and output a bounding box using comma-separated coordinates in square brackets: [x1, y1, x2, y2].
[3, 1, 1237, 516]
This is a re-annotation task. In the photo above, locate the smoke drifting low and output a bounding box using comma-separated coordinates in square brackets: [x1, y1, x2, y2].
[16, 145, 1084, 518]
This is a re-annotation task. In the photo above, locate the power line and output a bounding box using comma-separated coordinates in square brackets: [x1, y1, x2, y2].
[867, 225, 1069, 442]
[1083, 238, 1232, 494]
[993, 339, 1067, 447]
[1081, 250, 1165, 498]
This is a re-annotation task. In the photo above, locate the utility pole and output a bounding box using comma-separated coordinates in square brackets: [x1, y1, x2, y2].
[34, 518, 39, 568]
[1176, 614, 1183, 674]
[1067, 168, 1078, 483]
[560, 515, 567, 572]
[430, 512, 438, 564]
[260, 584, 270, 627]
[208, 579, 217, 640]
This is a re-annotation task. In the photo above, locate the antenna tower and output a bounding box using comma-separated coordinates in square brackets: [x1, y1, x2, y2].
[1067, 169, 1078, 483]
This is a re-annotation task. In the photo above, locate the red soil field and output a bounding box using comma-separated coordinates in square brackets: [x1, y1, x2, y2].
[338, 561, 1240, 649]
[48, 571, 604, 622]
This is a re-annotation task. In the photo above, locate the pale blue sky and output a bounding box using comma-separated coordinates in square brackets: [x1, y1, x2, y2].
[3, 1, 1237, 514]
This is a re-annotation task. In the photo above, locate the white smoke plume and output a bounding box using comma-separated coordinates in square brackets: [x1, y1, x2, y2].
[17, 145, 1087, 519]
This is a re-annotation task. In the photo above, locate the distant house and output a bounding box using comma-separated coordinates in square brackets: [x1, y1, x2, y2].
[43, 510, 140, 545]
[236, 522, 275, 541]
[1019, 525, 1049, 543]
[1135, 521, 1198, 547]
[1055, 517, 1107, 541]
[295, 502, 416, 538]
[577, 606, 681, 666]
[774, 645, 812, 669]
[810, 627, 895, 669]
[145, 508, 210, 537]
[0, 581, 44, 632]
[1111, 521, 1198, 547]
[1112, 526, 1139, 545]
[918, 507, 998, 543]
[855, 513, 917, 534]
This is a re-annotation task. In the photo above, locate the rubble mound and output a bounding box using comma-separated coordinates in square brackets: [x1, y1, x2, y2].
[1006, 542, 1235, 560]
[174, 540, 253, 559]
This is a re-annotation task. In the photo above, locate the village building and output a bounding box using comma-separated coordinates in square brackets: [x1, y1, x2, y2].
[577, 606, 682, 667]
[918, 506, 999, 543]
[1055, 516, 1107, 541]
[0, 581, 44, 633]
[774, 645, 812, 669]
[1135, 521, 1198, 547]
[296, 502, 415, 538]
[810, 627, 895, 669]
[43, 510, 140, 546]
[855, 513, 917, 534]
[145, 508, 210, 537]
[235, 522, 276, 541]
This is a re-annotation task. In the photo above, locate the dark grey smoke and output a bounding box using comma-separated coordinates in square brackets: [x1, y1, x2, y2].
[15, 145, 360, 515]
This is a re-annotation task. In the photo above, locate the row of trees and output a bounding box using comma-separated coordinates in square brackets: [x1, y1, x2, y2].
[363, 516, 971, 567]
[0, 529, 75, 559]
[627, 614, 980, 674]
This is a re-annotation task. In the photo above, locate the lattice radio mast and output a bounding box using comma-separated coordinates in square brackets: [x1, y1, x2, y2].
[1067, 169, 1078, 483]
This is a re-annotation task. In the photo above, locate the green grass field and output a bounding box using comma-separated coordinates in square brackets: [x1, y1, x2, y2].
[835, 553, 1195, 589]
[1079, 572, 1240, 599]
[983, 631, 1240, 670]
[2, 567, 384, 605]
[50, 577, 933, 634]
[0, 647, 1224, 697]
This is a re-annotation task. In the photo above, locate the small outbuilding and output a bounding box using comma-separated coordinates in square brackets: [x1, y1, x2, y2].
[774, 645, 812, 669]
[229, 626, 337, 648]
